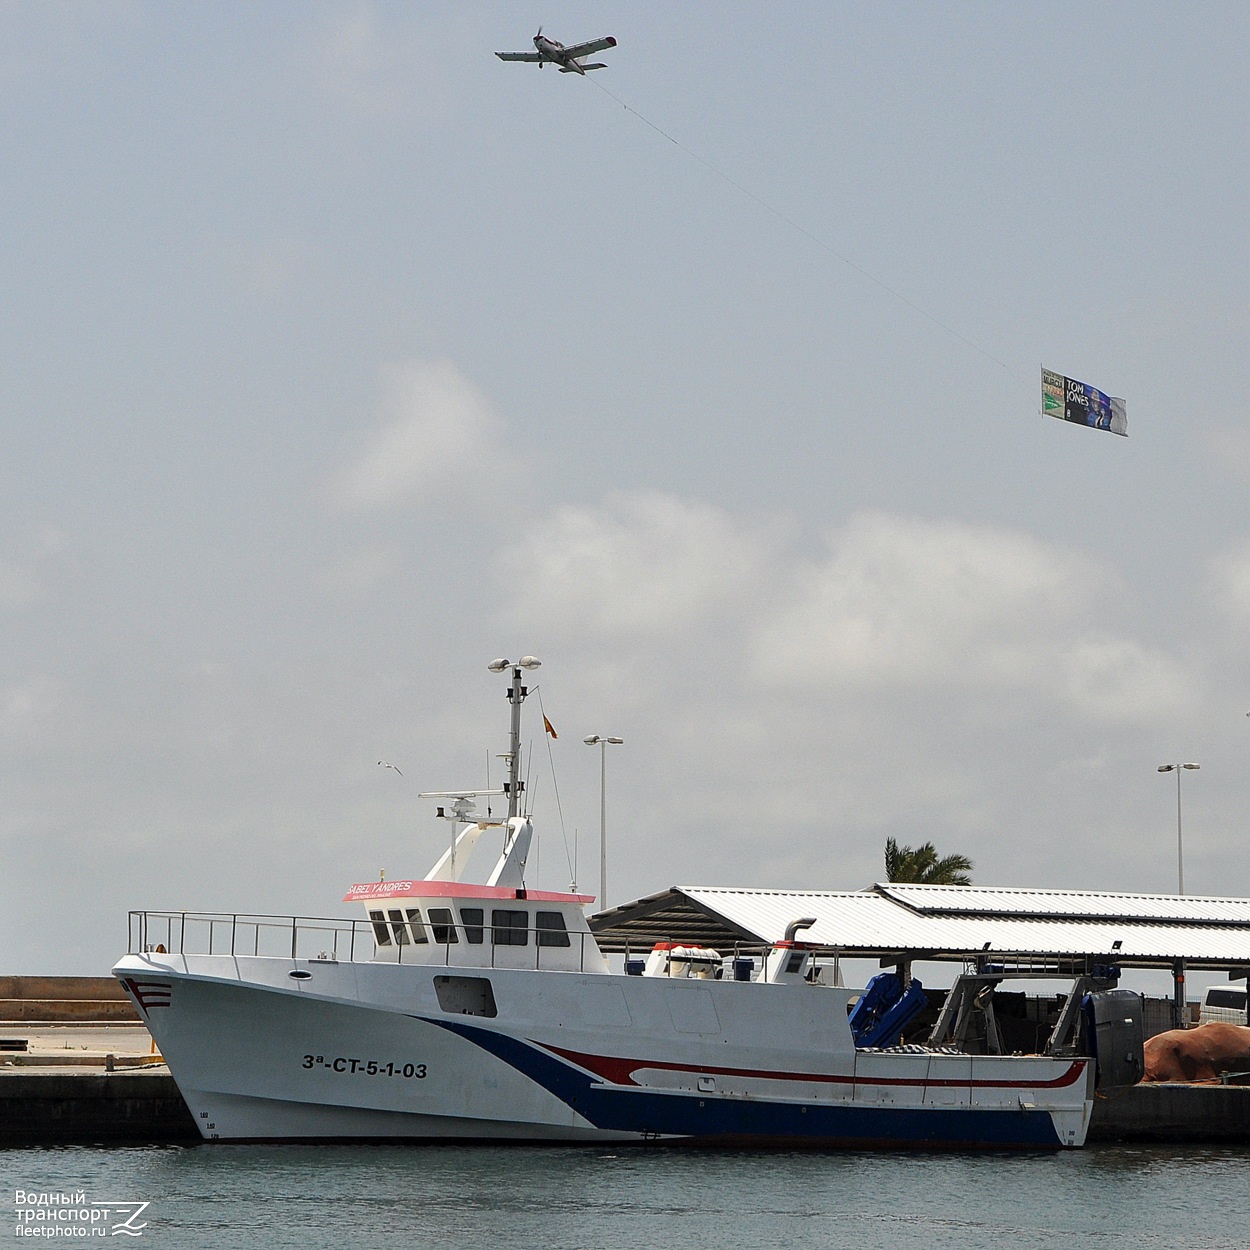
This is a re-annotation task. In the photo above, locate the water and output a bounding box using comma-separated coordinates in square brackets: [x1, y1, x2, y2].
[5, 1144, 1247, 1249]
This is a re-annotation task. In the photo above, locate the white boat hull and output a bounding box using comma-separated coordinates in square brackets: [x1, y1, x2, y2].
[115, 953, 1094, 1149]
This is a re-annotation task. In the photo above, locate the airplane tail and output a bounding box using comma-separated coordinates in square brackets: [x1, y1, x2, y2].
[558, 61, 607, 73]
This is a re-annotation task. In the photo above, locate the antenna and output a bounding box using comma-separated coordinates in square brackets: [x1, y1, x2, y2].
[489, 656, 540, 820]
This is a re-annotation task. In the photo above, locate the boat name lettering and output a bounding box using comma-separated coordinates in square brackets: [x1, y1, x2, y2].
[302, 1054, 427, 1079]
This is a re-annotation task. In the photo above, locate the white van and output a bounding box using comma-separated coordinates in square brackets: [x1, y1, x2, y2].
[1198, 984, 1248, 1026]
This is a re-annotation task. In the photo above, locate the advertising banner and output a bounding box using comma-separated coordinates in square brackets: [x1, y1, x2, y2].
[1043, 368, 1127, 436]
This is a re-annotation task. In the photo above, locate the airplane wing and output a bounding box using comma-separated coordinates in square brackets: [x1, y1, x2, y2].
[496, 51, 543, 62]
[562, 36, 616, 59]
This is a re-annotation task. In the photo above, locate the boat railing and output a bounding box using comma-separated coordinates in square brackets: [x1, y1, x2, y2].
[129, 910, 371, 962]
[126, 910, 603, 972]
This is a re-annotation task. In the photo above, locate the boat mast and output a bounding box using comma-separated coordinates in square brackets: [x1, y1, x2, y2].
[489, 656, 540, 819]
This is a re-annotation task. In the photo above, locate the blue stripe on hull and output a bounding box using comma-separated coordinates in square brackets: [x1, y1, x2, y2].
[429, 1018, 1065, 1149]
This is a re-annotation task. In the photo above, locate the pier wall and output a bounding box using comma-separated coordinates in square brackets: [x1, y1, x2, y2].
[0, 1072, 198, 1145]
[0, 976, 140, 1023]
[1089, 1083, 1250, 1143]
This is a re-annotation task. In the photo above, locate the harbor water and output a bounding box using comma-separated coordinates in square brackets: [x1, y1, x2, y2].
[5, 1143, 1247, 1249]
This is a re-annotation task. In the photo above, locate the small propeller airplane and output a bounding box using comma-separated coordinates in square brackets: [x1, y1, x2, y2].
[495, 28, 617, 75]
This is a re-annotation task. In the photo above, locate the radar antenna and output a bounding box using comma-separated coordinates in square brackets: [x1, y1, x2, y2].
[487, 656, 541, 818]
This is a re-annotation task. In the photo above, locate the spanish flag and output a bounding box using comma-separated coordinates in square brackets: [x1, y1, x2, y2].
[542, 715, 558, 740]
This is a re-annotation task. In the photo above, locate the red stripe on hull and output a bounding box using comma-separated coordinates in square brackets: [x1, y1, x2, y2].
[539, 1042, 1087, 1092]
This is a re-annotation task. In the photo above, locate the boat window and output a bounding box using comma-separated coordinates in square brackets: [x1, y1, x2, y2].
[428, 907, 459, 944]
[387, 909, 410, 945]
[369, 910, 391, 946]
[433, 975, 497, 1018]
[492, 909, 529, 947]
[459, 907, 485, 944]
[405, 908, 429, 944]
[536, 911, 571, 948]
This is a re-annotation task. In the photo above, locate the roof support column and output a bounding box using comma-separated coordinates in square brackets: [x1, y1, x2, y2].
[1172, 959, 1187, 1029]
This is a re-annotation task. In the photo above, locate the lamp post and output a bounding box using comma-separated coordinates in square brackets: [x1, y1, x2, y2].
[584, 735, 623, 909]
[1157, 763, 1199, 895]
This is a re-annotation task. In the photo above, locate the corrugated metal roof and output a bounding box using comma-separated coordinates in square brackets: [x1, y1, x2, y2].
[589, 884, 1250, 969]
[588, 888, 772, 954]
[875, 883, 1250, 926]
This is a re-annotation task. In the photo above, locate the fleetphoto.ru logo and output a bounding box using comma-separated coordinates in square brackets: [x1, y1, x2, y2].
[13, 1192, 150, 1238]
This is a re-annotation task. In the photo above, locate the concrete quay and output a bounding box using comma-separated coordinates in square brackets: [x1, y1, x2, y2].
[1088, 1082, 1250, 1143]
[0, 1025, 197, 1145]
[0, 1022, 198, 1144]
[0, 1070, 199, 1145]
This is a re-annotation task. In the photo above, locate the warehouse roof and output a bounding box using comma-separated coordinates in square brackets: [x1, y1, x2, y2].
[589, 883, 1250, 972]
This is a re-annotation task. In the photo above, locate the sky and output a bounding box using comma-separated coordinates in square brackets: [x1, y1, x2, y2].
[3, 3, 1249, 976]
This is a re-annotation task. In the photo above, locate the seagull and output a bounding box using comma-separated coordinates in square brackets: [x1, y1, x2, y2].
[378, 760, 403, 776]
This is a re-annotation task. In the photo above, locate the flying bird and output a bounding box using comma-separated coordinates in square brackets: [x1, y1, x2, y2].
[378, 760, 403, 776]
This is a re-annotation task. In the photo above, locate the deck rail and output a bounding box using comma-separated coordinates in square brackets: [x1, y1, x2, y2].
[126, 910, 603, 972]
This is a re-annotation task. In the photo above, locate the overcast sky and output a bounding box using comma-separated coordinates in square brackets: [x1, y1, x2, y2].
[3, 3, 1249, 975]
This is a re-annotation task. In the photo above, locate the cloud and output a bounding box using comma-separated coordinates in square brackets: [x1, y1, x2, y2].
[488, 493, 1206, 898]
[331, 360, 503, 511]
[754, 513, 1095, 689]
[498, 490, 789, 641]
[1206, 537, 1250, 625]
[498, 496, 1191, 726]
[754, 512, 1193, 722]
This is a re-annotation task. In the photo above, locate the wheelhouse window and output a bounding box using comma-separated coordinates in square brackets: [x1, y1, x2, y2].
[491, 909, 529, 947]
[536, 911, 571, 948]
[405, 908, 429, 944]
[459, 907, 485, 945]
[369, 910, 391, 946]
[387, 909, 409, 945]
[427, 907, 459, 944]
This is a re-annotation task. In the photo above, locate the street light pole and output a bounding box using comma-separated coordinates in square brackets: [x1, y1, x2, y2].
[584, 735, 623, 909]
[1157, 763, 1200, 895]
[1158, 761, 1199, 1029]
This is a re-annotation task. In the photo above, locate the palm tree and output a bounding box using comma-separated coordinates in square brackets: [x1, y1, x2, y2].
[884, 837, 973, 885]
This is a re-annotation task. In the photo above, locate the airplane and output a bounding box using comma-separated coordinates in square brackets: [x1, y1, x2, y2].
[495, 28, 617, 75]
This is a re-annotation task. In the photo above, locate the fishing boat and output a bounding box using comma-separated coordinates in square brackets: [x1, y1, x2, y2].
[113, 659, 1129, 1147]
